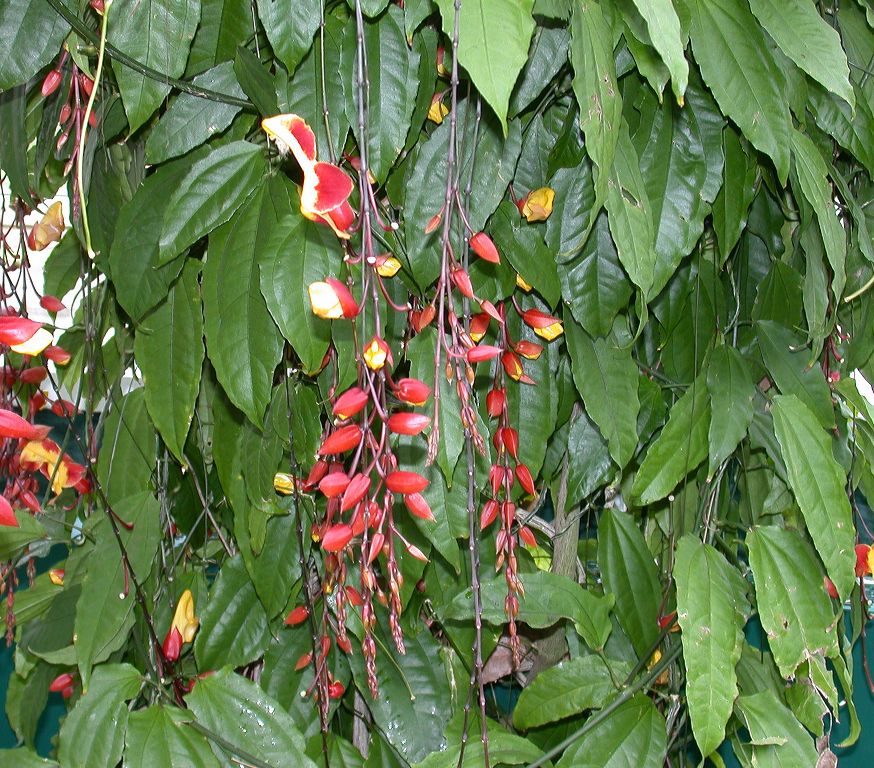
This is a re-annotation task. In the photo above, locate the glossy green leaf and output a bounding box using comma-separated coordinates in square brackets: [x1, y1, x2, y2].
[735, 691, 818, 765]
[563, 408, 612, 506]
[345, 7, 420, 182]
[747, 0, 853, 109]
[633, 377, 710, 504]
[746, 527, 839, 678]
[279, 15, 348, 160]
[145, 62, 246, 164]
[74, 492, 160, 689]
[555, 695, 666, 768]
[599, 508, 661, 659]
[712, 126, 757, 259]
[43, 232, 83, 301]
[234, 46, 278, 116]
[688, 0, 790, 182]
[186, 669, 317, 768]
[513, 654, 625, 730]
[186, 0, 250, 75]
[675, 536, 749, 757]
[434, 0, 534, 133]
[791, 128, 847, 302]
[194, 555, 270, 670]
[158, 141, 267, 265]
[0, 85, 30, 202]
[756, 321, 834, 429]
[545, 159, 596, 260]
[110, 154, 196, 321]
[96, 389, 157, 505]
[414, 723, 544, 768]
[136, 260, 204, 462]
[203, 180, 285, 426]
[565, 318, 639, 470]
[0, 511, 48, 561]
[258, 211, 337, 374]
[445, 571, 613, 650]
[706, 346, 755, 476]
[0, 749, 57, 768]
[347, 627, 452, 764]
[256, 0, 319, 76]
[247, 511, 302, 619]
[771, 394, 855, 598]
[629, 0, 687, 103]
[808, 84, 874, 176]
[559, 212, 632, 337]
[0, 0, 69, 90]
[109, 0, 200, 132]
[605, 123, 655, 297]
[124, 705, 221, 768]
[570, 0, 621, 226]
[57, 664, 142, 768]
[509, 24, 571, 117]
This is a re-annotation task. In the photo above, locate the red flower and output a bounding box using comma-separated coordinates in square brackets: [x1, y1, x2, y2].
[386, 471, 428, 495]
[340, 473, 371, 512]
[318, 472, 350, 498]
[394, 378, 431, 406]
[285, 606, 310, 626]
[404, 492, 434, 521]
[322, 524, 354, 552]
[318, 425, 362, 455]
[0, 408, 51, 440]
[470, 232, 500, 264]
[388, 412, 431, 436]
[333, 387, 369, 420]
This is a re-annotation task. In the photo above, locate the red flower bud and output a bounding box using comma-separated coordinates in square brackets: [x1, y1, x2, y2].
[0, 316, 42, 346]
[519, 526, 537, 548]
[41, 69, 62, 97]
[52, 399, 76, 417]
[424, 208, 443, 234]
[501, 351, 524, 381]
[0, 497, 17, 528]
[480, 499, 498, 530]
[345, 586, 364, 606]
[49, 672, 75, 692]
[318, 472, 350, 498]
[515, 340, 543, 360]
[855, 543, 871, 578]
[318, 424, 362, 455]
[284, 605, 310, 626]
[40, 295, 65, 312]
[489, 465, 507, 495]
[340, 473, 371, 512]
[450, 268, 474, 299]
[388, 412, 431, 436]
[486, 387, 506, 418]
[0, 408, 50, 440]
[336, 635, 352, 653]
[328, 681, 345, 699]
[333, 387, 368, 420]
[466, 345, 502, 363]
[515, 463, 536, 495]
[501, 427, 519, 460]
[385, 471, 428, 495]
[79, 74, 94, 97]
[824, 576, 839, 599]
[59, 104, 71, 124]
[410, 305, 436, 332]
[501, 501, 516, 528]
[162, 626, 183, 662]
[322, 524, 354, 552]
[470, 232, 500, 264]
[404, 492, 434, 521]
[19, 366, 47, 385]
[395, 378, 431, 406]
[367, 532, 385, 563]
[42, 345, 71, 365]
[295, 651, 313, 671]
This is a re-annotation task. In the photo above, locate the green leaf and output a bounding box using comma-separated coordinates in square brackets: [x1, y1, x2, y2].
[545, 159, 596, 260]
[570, 0, 621, 229]
[248, 511, 302, 619]
[203, 179, 285, 426]
[256, 0, 319, 76]
[0, 749, 57, 768]
[258, 212, 338, 374]
[513, 655, 626, 730]
[345, 7, 420, 182]
[599, 508, 661, 659]
[57, 664, 142, 768]
[434, 0, 535, 134]
[234, 46, 279, 116]
[689, 0, 791, 182]
[605, 123, 655, 297]
[771, 395, 855, 598]
[706, 346, 755, 477]
[565, 318, 639, 470]
[414, 722, 545, 768]
[563, 408, 612, 506]
[444, 571, 613, 650]
[109, 0, 200, 132]
[712, 126, 757, 259]
[278, 14, 348, 160]
[0, 85, 31, 203]
[555, 695, 667, 768]
[74, 492, 160, 689]
[790, 128, 847, 302]
[675, 536, 749, 757]
[633, 377, 710, 504]
[628, 0, 688, 103]
[735, 691, 818, 765]
[756, 320, 834, 429]
[509, 24, 571, 118]
[194, 555, 270, 670]
[747, 0, 853, 109]
[186, 669, 317, 768]
[43, 232, 83, 301]
[96, 388, 157, 505]
[5, 659, 54, 747]
[0, 511, 48, 561]
[145, 62, 246, 164]
[490, 203, 561, 309]
[808, 84, 874, 176]
[634, 84, 724, 296]
[559, 212, 632, 337]
[0, 0, 69, 90]
[158, 141, 267, 265]
[346, 627, 452, 765]
[186, 0, 250, 75]
[136, 260, 204, 462]
[124, 706, 221, 768]
[746, 527, 839, 678]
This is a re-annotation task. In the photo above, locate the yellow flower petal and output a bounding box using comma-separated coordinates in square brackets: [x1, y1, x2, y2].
[522, 187, 555, 222]
[516, 273, 533, 292]
[533, 321, 564, 341]
[427, 99, 449, 125]
[375, 256, 402, 278]
[11, 328, 54, 356]
[171, 589, 200, 645]
[308, 282, 344, 319]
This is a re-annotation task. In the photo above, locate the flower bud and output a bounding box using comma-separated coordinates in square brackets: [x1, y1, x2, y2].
[284, 605, 310, 625]
[322, 524, 354, 552]
[319, 471, 350, 498]
[41, 69, 62, 97]
[317, 425, 362, 455]
[515, 463, 536, 495]
[340, 473, 371, 512]
[469, 232, 500, 264]
[394, 378, 431, 406]
[385, 471, 429, 495]
[450, 268, 474, 299]
[486, 387, 506, 418]
[466, 345, 502, 363]
[333, 386, 368, 420]
[387, 412, 431, 436]
[404, 492, 434, 521]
